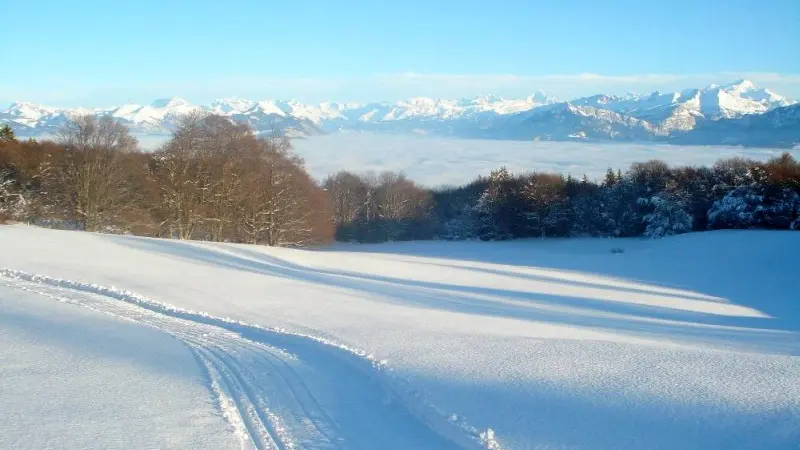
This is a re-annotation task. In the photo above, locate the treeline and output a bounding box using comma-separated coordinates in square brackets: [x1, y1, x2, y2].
[324, 155, 800, 242]
[0, 117, 332, 245]
[2, 118, 799, 246]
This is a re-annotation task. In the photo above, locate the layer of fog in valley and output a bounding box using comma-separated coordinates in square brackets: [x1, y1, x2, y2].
[291, 133, 799, 186]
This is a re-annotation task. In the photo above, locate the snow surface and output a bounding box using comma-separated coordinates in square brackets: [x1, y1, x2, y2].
[0, 280, 236, 450]
[0, 226, 798, 449]
[291, 133, 800, 186]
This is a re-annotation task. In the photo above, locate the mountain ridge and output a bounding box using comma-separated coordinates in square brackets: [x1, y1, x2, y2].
[2, 80, 797, 147]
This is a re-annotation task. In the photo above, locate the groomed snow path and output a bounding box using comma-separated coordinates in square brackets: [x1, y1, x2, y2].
[0, 269, 478, 450]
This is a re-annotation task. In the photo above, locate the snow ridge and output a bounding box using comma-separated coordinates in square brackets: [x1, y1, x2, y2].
[2, 80, 794, 146]
[0, 268, 498, 450]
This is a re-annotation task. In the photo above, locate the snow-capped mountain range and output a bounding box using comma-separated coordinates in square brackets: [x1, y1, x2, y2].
[2, 80, 797, 147]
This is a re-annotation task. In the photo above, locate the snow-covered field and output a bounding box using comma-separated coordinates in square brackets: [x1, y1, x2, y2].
[292, 133, 800, 186]
[1, 226, 798, 449]
[0, 286, 237, 450]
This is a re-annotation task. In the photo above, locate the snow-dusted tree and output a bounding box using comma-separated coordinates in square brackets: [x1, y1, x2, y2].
[239, 142, 293, 245]
[708, 184, 799, 230]
[237, 135, 332, 246]
[640, 195, 693, 237]
[603, 167, 619, 187]
[373, 171, 432, 241]
[475, 167, 515, 240]
[153, 114, 331, 246]
[152, 112, 235, 240]
[563, 173, 604, 237]
[668, 166, 715, 230]
[439, 206, 478, 240]
[711, 157, 755, 195]
[759, 188, 800, 229]
[628, 160, 671, 195]
[761, 152, 800, 191]
[760, 153, 800, 229]
[569, 192, 602, 236]
[595, 179, 644, 237]
[327, 170, 433, 242]
[155, 114, 200, 238]
[0, 137, 64, 225]
[522, 173, 568, 238]
[431, 179, 486, 240]
[55, 115, 139, 231]
[323, 171, 370, 228]
[0, 125, 16, 142]
[196, 116, 255, 241]
[0, 167, 39, 224]
[707, 185, 763, 229]
[0, 169, 17, 222]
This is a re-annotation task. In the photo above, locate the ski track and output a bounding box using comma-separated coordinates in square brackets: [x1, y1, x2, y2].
[0, 268, 495, 450]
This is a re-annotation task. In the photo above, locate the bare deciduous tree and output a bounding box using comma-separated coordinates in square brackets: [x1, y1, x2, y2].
[56, 115, 139, 231]
[323, 171, 370, 227]
[153, 114, 331, 246]
[239, 137, 317, 246]
[323, 170, 432, 242]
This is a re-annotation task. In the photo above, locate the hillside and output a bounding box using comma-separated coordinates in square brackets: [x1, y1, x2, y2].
[1, 226, 798, 449]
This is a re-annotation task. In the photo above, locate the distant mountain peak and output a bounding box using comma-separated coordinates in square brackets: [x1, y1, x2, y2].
[7, 101, 57, 112]
[528, 90, 554, 103]
[209, 97, 256, 114]
[725, 79, 756, 90]
[150, 97, 190, 109]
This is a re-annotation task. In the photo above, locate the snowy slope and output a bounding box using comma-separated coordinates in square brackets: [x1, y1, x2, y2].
[573, 80, 792, 121]
[675, 104, 800, 147]
[0, 281, 237, 450]
[496, 102, 659, 141]
[569, 80, 794, 133]
[506, 80, 796, 141]
[108, 97, 202, 132]
[1, 225, 798, 449]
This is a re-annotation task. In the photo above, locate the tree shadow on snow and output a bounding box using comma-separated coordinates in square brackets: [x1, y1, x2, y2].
[113, 235, 800, 356]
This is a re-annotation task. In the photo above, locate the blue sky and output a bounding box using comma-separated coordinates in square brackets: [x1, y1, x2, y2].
[3, 0, 799, 106]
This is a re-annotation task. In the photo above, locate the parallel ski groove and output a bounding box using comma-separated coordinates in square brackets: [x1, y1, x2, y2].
[0, 268, 493, 450]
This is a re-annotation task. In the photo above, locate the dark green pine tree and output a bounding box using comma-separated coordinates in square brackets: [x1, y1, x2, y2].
[603, 167, 618, 187]
[0, 124, 16, 142]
